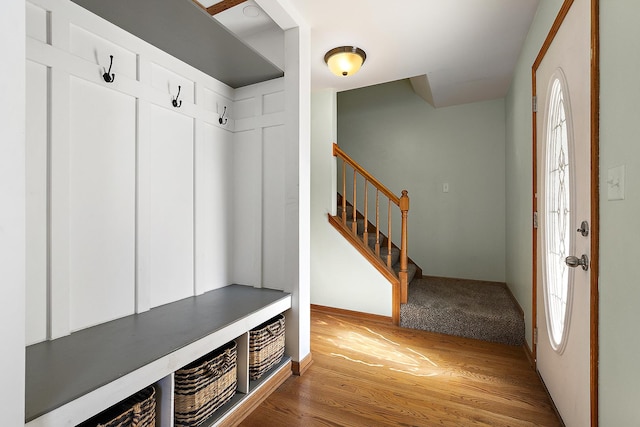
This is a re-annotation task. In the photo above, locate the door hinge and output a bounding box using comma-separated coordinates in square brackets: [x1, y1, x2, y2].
[532, 95, 538, 113]
[534, 327, 538, 344]
[533, 211, 538, 229]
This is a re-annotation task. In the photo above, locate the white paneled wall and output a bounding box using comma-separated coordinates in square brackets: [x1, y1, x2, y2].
[24, 0, 287, 343]
[262, 125, 287, 288]
[25, 59, 48, 344]
[232, 81, 286, 290]
[195, 122, 232, 295]
[69, 24, 137, 80]
[144, 104, 194, 309]
[68, 77, 136, 331]
[261, 88, 287, 293]
[231, 129, 263, 287]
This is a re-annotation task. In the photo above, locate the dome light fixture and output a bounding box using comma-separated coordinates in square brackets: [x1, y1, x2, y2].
[324, 46, 367, 77]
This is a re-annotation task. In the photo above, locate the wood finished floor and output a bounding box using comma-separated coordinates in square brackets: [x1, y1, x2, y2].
[240, 310, 561, 427]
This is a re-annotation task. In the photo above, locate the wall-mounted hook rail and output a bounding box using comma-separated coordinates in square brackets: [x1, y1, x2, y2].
[219, 106, 228, 125]
[172, 85, 182, 108]
[102, 55, 115, 83]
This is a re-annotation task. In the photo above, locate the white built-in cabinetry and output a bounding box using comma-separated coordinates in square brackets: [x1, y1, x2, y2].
[25, 0, 286, 342]
[24, 0, 291, 424]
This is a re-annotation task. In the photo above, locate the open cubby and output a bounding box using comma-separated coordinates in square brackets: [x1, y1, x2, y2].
[197, 355, 292, 427]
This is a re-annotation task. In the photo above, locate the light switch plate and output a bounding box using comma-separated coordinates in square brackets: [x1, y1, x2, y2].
[607, 165, 625, 201]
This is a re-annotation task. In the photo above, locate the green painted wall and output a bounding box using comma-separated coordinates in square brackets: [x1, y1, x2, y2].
[505, 0, 564, 352]
[338, 80, 506, 282]
[599, 0, 640, 423]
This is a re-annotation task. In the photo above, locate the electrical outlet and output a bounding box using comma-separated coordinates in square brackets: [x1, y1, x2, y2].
[443, 183, 449, 193]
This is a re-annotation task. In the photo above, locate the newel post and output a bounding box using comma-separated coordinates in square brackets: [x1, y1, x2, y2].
[399, 190, 410, 304]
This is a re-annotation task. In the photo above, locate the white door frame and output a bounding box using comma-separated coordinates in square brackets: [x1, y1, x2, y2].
[531, 0, 600, 425]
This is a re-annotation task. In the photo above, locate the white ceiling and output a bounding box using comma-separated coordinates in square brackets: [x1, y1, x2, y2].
[215, 0, 540, 107]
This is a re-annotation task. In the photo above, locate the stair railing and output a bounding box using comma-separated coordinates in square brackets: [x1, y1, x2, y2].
[331, 143, 410, 323]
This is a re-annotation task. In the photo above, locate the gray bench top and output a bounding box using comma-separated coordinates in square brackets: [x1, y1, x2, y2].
[25, 284, 291, 422]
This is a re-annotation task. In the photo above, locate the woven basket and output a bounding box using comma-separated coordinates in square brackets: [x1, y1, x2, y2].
[249, 314, 285, 380]
[174, 340, 237, 427]
[79, 385, 156, 427]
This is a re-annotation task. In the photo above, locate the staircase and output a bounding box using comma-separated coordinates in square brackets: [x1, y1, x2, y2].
[329, 144, 421, 324]
[336, 201, 420, 282]
[328, 144, 523, 345]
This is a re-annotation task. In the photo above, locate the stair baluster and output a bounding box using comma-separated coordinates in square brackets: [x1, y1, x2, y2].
[352, 169, 358, 235]
[387, 200, 393, 269]
[375, 190, 381, 256]
[341, 161, 347, 224]
[363, 180, 369, 246]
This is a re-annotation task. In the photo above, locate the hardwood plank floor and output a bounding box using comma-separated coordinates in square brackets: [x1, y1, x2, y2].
[239, 309, 561, 427]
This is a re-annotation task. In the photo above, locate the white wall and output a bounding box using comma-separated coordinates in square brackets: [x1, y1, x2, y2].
[311, 90, 393, 316]
[0, 1, 26, 424]
[283, 23, 312, 364]
[599, 0, 640, 423]
[338, 80, 506, 282]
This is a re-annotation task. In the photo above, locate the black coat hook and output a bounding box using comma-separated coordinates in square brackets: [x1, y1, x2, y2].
[102, 55, 115, 83]
[172, 85, 182, 108]
[219, 106, 228, 125]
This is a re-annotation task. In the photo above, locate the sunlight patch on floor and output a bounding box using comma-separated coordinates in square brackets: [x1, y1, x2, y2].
[406, 347, 439, 367]
[330, 353, 384, 368]
[318, 315, 442, 377]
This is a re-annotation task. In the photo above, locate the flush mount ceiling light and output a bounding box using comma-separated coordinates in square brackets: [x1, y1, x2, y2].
[242, 5, 261, 18]
[324, 46, 367, 77]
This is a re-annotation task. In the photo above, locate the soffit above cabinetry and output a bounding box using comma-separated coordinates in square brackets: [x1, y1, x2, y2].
[71, 0, 283, 88]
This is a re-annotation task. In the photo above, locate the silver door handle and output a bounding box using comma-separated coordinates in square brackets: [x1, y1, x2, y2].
[565, 254, 589, 271]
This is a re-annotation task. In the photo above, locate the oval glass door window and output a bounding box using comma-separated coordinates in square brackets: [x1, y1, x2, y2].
[542, 70, 575, 353]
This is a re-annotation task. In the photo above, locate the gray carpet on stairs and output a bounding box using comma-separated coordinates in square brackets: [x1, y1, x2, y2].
[400, 277, 525, 346]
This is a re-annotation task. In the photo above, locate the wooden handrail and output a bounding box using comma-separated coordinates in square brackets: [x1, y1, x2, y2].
[333, 144, 400, 206]
[331, 143, 411, 324]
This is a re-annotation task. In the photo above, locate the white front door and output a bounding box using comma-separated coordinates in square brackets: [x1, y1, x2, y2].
[534, 0, 592, 425]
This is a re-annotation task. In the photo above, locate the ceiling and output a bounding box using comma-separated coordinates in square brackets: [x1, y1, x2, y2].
[73, 0, 540, 106]
[213, 0, 541, 107]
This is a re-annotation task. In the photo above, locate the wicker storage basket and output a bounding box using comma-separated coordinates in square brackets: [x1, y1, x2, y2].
[249, 314, 285, 380]
[174, 340, 237, 427]
[78, 385, 156, 427]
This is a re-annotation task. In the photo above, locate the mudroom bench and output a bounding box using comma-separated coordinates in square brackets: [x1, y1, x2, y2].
[25, 284, 292, 426]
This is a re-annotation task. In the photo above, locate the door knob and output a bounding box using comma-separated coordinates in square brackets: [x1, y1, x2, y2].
[565, 254, 589, 271]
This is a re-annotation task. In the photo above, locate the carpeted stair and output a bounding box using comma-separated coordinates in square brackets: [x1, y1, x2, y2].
[337, 205, 418, 285]
[400, 276, 525, 346]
